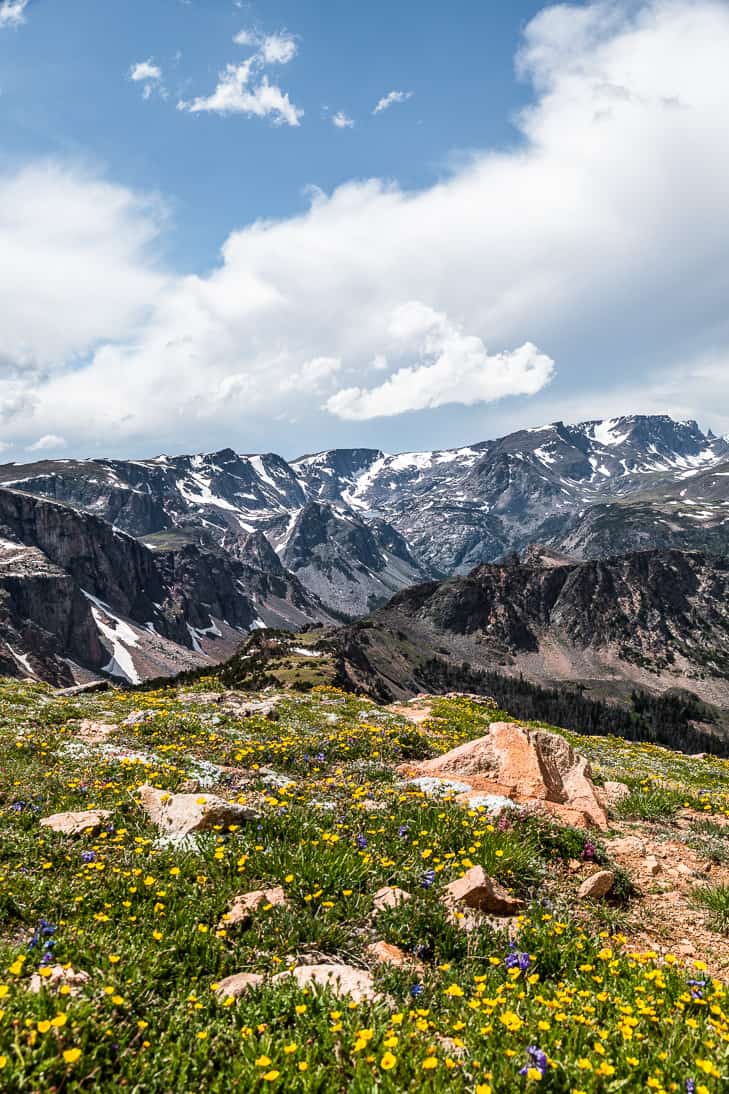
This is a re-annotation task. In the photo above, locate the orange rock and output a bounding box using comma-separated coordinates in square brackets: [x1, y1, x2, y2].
[402, 722, 608, 829]
[220, 886, 288, 928]
[444, 866, 523, 915]
[366, 941, 422, 970]
[373, 886, 411, 912]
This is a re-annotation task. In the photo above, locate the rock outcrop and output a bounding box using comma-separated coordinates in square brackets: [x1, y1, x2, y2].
[402, 722, 608, 828]
[138, 786, 259, 837]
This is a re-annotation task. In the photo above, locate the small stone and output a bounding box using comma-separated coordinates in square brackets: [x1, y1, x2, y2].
[366, 941, 421, 970]
[577, 870, 615, 900]
[444, 866, 523, 916]
[272, 964, 378, 1004]
[215, 972, 264, 998]
[407, 776, 473, 797]
[138, 785, 259, 837]
[645, 856, 662, 876]
[40, 810, 112, 837]
[28, 965, 89, 995]
[373, 886, 411, 912]
[606, 836, 645, 857]
[675, 863, 693, 877]
[221, 887, 288, 928]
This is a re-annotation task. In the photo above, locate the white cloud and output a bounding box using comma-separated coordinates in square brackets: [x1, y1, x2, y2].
[326, 304, 553, 419]
[27, 434, 66, 452]
[234, 28, 297, 64]
[260, 32, 297, 65]
[178, 61, 302, 125]
[0, 160, 165, 375]
[332, 111, 354, 129]
[373, 90, 413, 115]
[5, 2, 729, 456]
[0, 0, 29, 28]
[129, 59, 165, 100]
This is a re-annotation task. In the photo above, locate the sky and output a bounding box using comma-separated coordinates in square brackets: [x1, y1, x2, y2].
[1, 0, 729, 462]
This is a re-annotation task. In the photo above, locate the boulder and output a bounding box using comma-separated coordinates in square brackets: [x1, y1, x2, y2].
[577, 870, 615, 900]
[215, 972, 264, 998]
[220, 887, 288, 928]
[40, 809, 112, 837]
[138, 785, 258, 837]
[373, 886, 411, 912]
[55, 680, 110, 697]
[272, 964, 378, 1004]
[444, 866, 523, 916]
[401, 722, 608, 828]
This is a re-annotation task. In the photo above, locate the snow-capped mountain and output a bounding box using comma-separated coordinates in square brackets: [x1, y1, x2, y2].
[1, 414, 728, 684]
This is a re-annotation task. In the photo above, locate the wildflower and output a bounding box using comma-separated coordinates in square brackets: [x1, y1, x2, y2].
[519, 1046, 548, 1079]
[422, 868, 436, 889]
[380, 1051, 397, 1070]
[63, 1049, 81, 1064]
[410, 983, 424, 998]
[356, 834, 368, 850]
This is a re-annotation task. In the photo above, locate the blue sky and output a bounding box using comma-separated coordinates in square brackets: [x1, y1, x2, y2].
[1, 0, 545, 271]
[1, 0, 729, 461]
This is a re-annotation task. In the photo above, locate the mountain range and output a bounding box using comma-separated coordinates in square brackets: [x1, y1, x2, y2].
[1, 413, 728, 685]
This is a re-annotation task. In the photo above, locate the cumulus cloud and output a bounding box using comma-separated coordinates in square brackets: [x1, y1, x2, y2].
[332, 111, 354, 129]
[5, 1, 729, 456]
[27, 434, 66, 452]
[326, 304, 553, 419]
[129, 59, 165, 100]
[178, 62, 302, 125]
[178, 28, 301, 124]
[0, 0, 29, 28]
[373, 90, 413, 114]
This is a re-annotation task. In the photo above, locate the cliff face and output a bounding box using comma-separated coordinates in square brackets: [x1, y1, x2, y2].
[334, 548, 729, 710]
[0, 489, 329, 685]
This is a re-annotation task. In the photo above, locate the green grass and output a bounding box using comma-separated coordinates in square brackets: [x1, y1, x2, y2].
[690, 883, 729, 934]
[0, 682, 728, 1090]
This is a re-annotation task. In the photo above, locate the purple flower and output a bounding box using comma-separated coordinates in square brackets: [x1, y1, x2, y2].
[398, 825, 409, 839]
[582, 840, 596, 861]
[410, 983, 424, 998]
[519, 1046, 548, 1078]
[505, 942, 531, 971]
[356, 834, 368, 850]
[686, 1081, 696, 1094]
[81, 851, 97, 864]
[421, 868, 435, 889]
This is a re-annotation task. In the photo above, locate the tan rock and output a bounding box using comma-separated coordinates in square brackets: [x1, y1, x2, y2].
[402, 722, 607, 829]
[138, 785, 258, 837]
[40, 809, 112, 836]
[373, 886, 411, 912]
[273, 964, 378, 1004]
[577, 870, 615, 900]
[598, 781, 631, 807]
[645, 856, 662, 876]
[366, 941, 422, 970]
[606, 836, 646, 857]
[445, 866, 523, 916]
[28, 965, 89, 996]
[75, 720, 116, 745]
[215, 972, 264, 998]
[221, 887, 288, 928]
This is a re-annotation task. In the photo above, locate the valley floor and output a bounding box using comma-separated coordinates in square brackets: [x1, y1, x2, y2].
[1, 683, 729, 1091]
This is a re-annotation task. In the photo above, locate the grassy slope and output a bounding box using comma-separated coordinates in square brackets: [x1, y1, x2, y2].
[0, 682, 729, 1091]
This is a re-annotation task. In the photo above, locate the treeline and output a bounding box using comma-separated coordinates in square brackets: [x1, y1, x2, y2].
[406, 657, 728, 757]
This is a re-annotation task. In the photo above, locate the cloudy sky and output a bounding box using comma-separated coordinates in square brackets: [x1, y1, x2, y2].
[1, 0, 728, 461]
